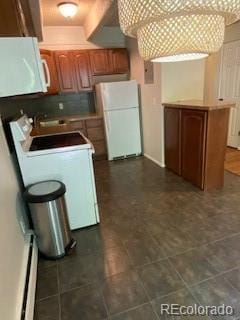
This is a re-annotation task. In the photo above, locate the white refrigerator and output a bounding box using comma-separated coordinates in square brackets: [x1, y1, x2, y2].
[96, 80, 142, 160]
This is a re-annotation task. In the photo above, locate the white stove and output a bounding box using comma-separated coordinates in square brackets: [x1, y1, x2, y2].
[10, 115, 99, 230]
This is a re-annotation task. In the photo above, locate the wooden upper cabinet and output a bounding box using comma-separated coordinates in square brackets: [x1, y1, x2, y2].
[0, 0, 25, 36]
[89, 50, 111, 75]
[181, 110, 207, 189]
[89, 49, 130, 75]
[54, 51, 78, 93]
[0, 0, 38, 37]
[39, 48, 129, 94]
[72, 51, 92, 91]
[40, 49, 59, 95]
[111, 49, 129, 74]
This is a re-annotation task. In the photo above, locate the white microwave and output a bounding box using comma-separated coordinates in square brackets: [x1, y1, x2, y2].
[0, 37, 49, 97]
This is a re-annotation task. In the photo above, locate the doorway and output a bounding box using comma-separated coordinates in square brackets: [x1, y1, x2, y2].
[219, 40, 240, 149]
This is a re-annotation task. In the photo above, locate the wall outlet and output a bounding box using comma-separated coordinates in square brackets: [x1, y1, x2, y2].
[59, 102, 64, 110]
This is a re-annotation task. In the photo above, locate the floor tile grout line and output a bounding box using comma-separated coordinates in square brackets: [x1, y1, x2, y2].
[56, 263, 61, 320]
[36, 293, 59, 303]
[96, 270, 111, 320]
[168, 256, 240, 320]
[134, 267, 155, 304]
[187, 265, 240, 289]
[51, 243, 240, 301]
[108, 302, 160, 319]
[166, 256, 205, 317]
[168, 252, 240, 290]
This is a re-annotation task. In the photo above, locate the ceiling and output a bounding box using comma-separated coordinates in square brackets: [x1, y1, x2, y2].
[41, 0, 119, 27]
[41, 0, 95, 26]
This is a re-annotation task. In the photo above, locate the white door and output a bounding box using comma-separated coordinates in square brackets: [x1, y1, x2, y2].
[219, 41, 240, 148]
[101, 80, 139, 111]
[104, 108, 142, 160]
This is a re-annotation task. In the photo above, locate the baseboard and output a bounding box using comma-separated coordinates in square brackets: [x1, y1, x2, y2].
[24, 236, 38, 320]
[144, 153, 165, 168]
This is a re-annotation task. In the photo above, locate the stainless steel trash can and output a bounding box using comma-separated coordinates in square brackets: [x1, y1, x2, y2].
[24, 180, 75, 259]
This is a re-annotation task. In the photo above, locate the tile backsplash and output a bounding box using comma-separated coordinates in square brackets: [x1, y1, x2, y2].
[0, 92, 96, 122]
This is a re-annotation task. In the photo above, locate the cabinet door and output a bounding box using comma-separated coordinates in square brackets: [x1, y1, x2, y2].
[0, 0, 21, 36]
[92, 140, 107, 159]
[54, 51, 77, 93]
[72, 51, 92, 91]
[89, 50, 111, 75]
[111, 49, 129, 74]
[181, 110, 207, 189]
[164, 108, 181, 175]
[68, 120, 87, 136]
[40, 49, 59, 95]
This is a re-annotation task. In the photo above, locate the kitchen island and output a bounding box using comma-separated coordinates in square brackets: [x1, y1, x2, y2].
[163, 100, 235, 190]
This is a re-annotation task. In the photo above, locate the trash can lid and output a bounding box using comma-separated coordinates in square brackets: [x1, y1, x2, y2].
[24, 180, 66, 203]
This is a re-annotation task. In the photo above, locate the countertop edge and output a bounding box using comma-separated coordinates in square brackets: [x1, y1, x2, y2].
[162, 100, 235, 111]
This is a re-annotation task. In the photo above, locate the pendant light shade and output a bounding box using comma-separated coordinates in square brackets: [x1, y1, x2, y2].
[118, 1, 240, 62]
[58, 2, 78, 18]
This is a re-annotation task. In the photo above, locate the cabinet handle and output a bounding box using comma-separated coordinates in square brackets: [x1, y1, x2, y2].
[42, 59, 51, 88]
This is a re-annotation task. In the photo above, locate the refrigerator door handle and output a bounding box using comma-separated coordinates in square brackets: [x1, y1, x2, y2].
[105, 112, 111, 132]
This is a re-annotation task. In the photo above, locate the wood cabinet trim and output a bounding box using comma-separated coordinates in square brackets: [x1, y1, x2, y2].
[181, 110, 207, 189]
[72, 50, 93, 92]
[54, 50, 78, 93]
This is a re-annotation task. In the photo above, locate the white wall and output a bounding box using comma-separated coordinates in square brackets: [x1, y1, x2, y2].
[127, 38, 206, 167]
[225, 21, 240, 43]
[39, 26, 126, 50]
[127, 38, 165, 167]
[0, 122, 28, 320]
[161, 59, 205, 102]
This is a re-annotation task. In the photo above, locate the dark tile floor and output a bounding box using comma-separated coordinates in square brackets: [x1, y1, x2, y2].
[34, 157, 240, 320]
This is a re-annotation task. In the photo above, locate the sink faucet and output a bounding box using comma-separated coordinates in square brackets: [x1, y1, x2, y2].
[33, 113, 47, 127]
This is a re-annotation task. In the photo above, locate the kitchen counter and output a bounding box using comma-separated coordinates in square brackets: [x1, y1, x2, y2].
[32, 113, 103, 136]
[31, 113, 107, 160]
[41, 113, 103, 122]
[163, 99, 235, 111]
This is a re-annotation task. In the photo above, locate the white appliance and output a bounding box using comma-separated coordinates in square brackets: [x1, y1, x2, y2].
[96, 80, 142, 160]
[0, 118, 38, 320]
[0, 37, 49, 97]
[10, 115, 99, 230]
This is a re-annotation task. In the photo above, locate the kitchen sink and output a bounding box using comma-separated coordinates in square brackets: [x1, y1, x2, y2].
[39, 119, 66, 127]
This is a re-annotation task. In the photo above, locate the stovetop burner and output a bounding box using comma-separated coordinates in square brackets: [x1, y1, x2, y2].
[30, 132, 86, 151]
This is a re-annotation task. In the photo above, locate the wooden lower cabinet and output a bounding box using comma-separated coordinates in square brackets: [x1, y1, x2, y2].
[181, 110, 207, 189]
[69, 118, 107, 159]
[164, 105, 230, 190]
[164, 108, 181, 175]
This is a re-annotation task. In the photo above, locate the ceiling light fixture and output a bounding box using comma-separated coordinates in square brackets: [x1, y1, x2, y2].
[118, 1, 240, 63]
[58, 2, 78, 18]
